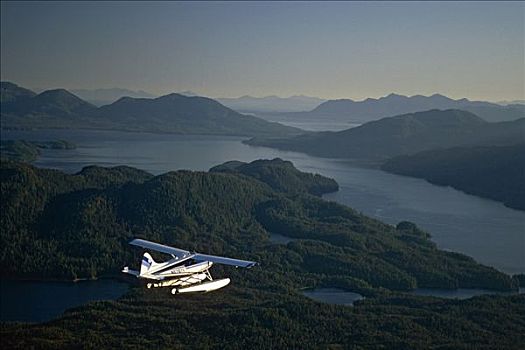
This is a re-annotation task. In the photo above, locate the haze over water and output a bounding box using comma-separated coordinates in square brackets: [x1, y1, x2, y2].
[3, 129, 524, 275]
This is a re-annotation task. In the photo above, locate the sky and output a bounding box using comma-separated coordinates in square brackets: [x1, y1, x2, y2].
[1, 1, 523, 101]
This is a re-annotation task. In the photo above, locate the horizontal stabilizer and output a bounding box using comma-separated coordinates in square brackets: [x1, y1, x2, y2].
[122, 266, 139, 277]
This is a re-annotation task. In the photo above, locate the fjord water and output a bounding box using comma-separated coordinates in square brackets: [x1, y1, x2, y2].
[411, 287, 524, 300]
[250, 112, 361, 131]
[3, 129, 524, 276]
[0, 280, 128, 322]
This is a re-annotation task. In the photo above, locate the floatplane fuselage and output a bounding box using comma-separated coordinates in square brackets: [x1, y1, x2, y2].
[122, 239, 257, 294]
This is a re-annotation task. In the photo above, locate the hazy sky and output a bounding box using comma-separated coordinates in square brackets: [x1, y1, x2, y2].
[1, 1, 523, 101]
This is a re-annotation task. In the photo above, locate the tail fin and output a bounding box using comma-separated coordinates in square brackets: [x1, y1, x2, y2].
[140, 252, 158, 276]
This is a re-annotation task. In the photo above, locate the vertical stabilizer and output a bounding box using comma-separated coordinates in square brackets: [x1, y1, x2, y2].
[140, 252, 158, 276]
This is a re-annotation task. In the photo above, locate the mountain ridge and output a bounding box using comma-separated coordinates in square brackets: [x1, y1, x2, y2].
[70, 87, 156, 106]
[291, 93, 525, 123]
[246, 109, 525, 160]
[217, 94, 326, 113]
[0, 81, 37, 104]
[0, 81, 301, 137]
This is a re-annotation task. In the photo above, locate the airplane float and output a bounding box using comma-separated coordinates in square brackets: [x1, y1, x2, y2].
[122, 238, 257, 294]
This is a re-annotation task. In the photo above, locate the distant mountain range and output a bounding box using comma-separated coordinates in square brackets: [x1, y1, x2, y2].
[216, 95, 326, 113]
[246, 109, 525, 161]
[178, 90, 199, 97]
[288, 93, 524, 123]
[0, 82, 301, 137]
[497, 100, 525, 106]
[48, 87, 327, 113]
[14, 84, 524, 121]
[69, 88, 157, 106]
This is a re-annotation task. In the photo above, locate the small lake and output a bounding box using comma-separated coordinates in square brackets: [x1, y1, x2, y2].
[303, 288, 524, 306]
[269, 233, 297, 245]
[303, 288, 364, 306]
[0, 280, 129, 323]
[411, 287, 525, 300]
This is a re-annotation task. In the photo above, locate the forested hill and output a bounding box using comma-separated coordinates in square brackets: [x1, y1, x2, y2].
[382, 144, 525, 211]
[1, 160, 517, 291]
[0, 82, 301, 137]
[209, 158, 338, 196]
[2, 160, 524, 348]
[94, 93, 301, 136]
[245, 109, 524, 161]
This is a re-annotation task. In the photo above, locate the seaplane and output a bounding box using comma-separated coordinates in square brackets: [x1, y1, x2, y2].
[122, 238, 257, 294]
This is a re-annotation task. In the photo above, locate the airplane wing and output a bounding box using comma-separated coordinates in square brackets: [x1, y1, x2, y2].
[129, 238, 191, 258]
[129, 238, 257, 267]
[193, 253, 257, 268]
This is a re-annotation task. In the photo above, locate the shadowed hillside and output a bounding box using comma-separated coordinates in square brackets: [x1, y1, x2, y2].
[382, 144, 525, 211]
[246, 109, 524, 161]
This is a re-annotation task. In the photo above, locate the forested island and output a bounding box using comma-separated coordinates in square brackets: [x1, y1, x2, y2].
[0, 139, 76, 162]
[382, 144, 525, 211]
[1, 159, 524, 348]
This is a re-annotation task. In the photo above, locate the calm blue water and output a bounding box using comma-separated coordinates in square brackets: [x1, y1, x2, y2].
[0, 280, 128, 323]
[303, 288, 524, 306]
[3, 129, 522, 275]
[269, 233, 297, 245]
[411, 287, 524, 299]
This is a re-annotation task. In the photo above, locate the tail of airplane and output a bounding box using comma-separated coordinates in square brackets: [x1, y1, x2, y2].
[140, 252, 158, 276]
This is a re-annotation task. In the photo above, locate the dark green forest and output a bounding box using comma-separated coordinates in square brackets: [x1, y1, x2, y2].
[210, 158, 339, 196]
[1, 160, 524, 348]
